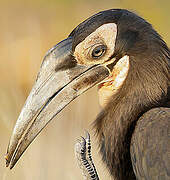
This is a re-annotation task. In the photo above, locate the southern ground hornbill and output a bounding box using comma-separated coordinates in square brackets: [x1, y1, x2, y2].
[5, 9, 170, 180]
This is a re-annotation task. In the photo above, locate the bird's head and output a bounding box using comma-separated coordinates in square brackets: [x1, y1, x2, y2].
[6, 9, 168, 169]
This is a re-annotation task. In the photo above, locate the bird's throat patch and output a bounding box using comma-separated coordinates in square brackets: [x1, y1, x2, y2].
[98, 55, 129, 107]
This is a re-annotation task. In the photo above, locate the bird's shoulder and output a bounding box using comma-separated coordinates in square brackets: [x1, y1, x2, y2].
[130, 107, 170, 180]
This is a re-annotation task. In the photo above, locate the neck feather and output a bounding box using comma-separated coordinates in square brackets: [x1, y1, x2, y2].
[94, 51, 170, 179]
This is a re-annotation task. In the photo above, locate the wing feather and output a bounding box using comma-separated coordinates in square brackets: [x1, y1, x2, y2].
[130, 107, 170, 180]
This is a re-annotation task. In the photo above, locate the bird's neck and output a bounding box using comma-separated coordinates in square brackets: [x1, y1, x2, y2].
[94, 55, 170, 180]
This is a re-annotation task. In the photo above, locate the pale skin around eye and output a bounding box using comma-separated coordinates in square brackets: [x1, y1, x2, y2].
[74, 23, 117, 65]
[73, 23, 129, 108]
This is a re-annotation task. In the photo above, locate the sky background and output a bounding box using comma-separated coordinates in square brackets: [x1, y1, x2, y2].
[0, 0, 169, 179]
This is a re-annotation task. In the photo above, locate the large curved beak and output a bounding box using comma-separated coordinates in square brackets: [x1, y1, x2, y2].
[6, 37, 109, 169]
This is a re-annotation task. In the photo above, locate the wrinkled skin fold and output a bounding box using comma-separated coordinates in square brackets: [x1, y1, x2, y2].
[6, 37, 109, 169]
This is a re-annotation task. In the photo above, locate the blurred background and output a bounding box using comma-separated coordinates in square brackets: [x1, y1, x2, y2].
[0, 0, 169, 179]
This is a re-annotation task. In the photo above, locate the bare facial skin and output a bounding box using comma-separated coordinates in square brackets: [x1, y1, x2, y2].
[74, 23, 117, 65]
[74, 23, 129, 107]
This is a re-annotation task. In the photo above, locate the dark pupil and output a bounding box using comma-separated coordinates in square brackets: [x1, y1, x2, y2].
[92, 45, 105, 58]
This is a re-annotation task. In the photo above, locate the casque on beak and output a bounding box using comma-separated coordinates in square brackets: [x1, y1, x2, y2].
[6, 37, 110, 169]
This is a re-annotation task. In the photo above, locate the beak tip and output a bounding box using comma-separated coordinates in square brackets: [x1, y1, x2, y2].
[5, 152, 15, 169]
[5, 154, 10, 167]
[9, 164, 14, 170]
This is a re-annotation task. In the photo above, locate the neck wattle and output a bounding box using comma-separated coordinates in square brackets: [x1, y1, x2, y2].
[98, 55, 129, 108]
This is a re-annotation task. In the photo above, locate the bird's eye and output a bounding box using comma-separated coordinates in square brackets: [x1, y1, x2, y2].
[91, 45, 106, 59]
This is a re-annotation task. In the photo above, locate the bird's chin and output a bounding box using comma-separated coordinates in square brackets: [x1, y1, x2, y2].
[98, 86, 113, 107]
[98, 55, 130, 107]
